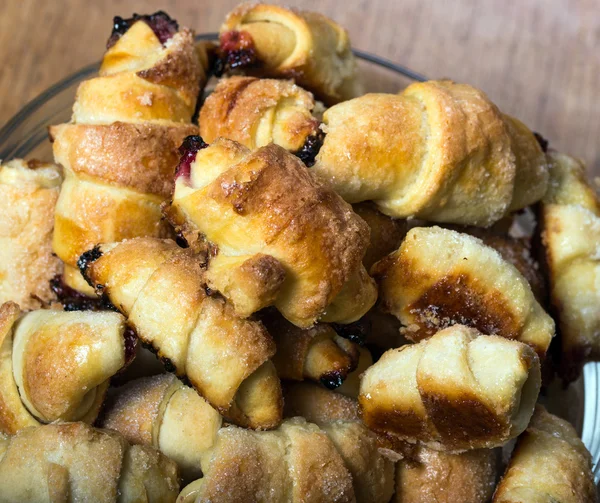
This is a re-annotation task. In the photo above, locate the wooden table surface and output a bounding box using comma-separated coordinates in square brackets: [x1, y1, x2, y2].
[1, 0, 598, 176]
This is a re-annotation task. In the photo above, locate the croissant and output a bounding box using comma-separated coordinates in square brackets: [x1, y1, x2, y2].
[50, 12, 202, 295]
[312, 80, 549, 226]
[493, 405, 595, 502]
[167, 137, 377, 328]
[359, 325, 541, 451]
[199, 76, 323, 165]
[0, 160, 63, 310]
[79, 237, 283, 429]
[102, 373, 222, 482]
[540, 152, 600, 380]
[283, 382, 396, 503]
[394, 446, 498, 503]
[0, 422, 179, 502]
[372, 226, 555, 358]
[261, 312, 361, 389]
[0, 302, 127, 434]
[218, 3, 362, 105]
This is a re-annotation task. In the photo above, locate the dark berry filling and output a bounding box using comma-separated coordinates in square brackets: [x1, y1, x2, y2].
[77, 245, 103, 288]
[331, 317, 371, 345]
[320, 370, 345, 389]
[213, 30, 258, 76]
[176, 135, 209, 181]
[292, 129, 326, 167]
[106, 11, 178, 49]
[533, 132, 549, 153]
[49, 275, 117, 312]
[123, 326, 139, 366]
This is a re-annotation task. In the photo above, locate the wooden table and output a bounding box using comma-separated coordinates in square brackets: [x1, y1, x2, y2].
[1, 0, 598, 176]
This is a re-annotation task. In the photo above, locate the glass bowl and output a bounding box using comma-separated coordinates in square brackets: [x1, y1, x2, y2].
[1, 33, 598, 480]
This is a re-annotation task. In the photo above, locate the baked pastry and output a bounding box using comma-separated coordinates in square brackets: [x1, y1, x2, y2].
[102, 373, 222, 482]
[312, 80, 549, 226]
[167, 137, 377, 328]
[261, 312, 361, 389]
[0, 160, 63, 310]
[394, 447, 498, 503]
[0, 422, 179, 502]
[283, 382, 396, 503]
[50, 11, 202, 295]
[359, 324, 541, 451]
[541, 152, 600, 380]
[0, 302, 127, 434]
[493, 405, 595, 502]
[372, 226, 554, 358]
[79, 237, 283, 429]
[218, 3, 362, 105]
[199, 76, 324, 165]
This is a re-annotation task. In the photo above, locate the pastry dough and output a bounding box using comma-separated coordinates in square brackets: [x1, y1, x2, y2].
[199, 76, 322, 159]
[493, 405, 595, 502]
[80, 237, 283, 429]
[0, 422, 179, 502]
[359, 325, 541, 451]
[372, 226, 554, 358]
[541, 152, 600, 380]
[102, 373, 222, 482]
[0, 160, 63, 310]
[219, 3, 362, 104]
[167, 138, 377, 328]
[312, 80, 549, 226]
[0, 302, 126, 434]
[50, 14, 203, 294]
[394, 446, 498, 503]
[261, 312, 361, 389]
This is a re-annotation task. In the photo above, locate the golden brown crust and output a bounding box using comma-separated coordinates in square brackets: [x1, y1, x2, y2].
[283, 381, 360, 423]
[0, 160, 63, 310]
[313, 81, 548, 226]
[359, 325, 541, 451]
[493, 406, 595, 503]
[372, 226, 554, 358]
[170, 139, 376, 327]
[394, 447, 498, 503]
[220, 3, 362, 105]
[200, 76, 320, 152]
[82, 237, 282, 429]
[0, 422, 179, 502]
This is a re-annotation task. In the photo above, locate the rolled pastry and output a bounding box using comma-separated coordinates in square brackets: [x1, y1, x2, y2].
[261, 312, 361, 389]
[199, 76, 323, 165]
[312, 80, 549, 226]
[50, 11, 203, 295]
[167, 137, 377, 328]
[540, 152, 600, 380]
[0, 160, 63, 310]
[79, 237, 283, 429]
[394, 447, 498, 503]
[359, 325, 541, 451]
[372, 226, 554, 358]
[0, 422, 179, 503]
[218, 3, 362, 104]
[493, 405, 595, 502]
[0, 302, 126, 434]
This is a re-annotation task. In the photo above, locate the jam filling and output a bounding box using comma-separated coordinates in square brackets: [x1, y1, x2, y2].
[176, 135, 209, 181]
[292, 129, 326, 167]
[106, 11, 179, 49]
[533, 132, 549, 153]
[123, 326, 139, 366]
[331, 317, 371, 345]
[213, 30, 258, 76]
[50, 275, 116, 312]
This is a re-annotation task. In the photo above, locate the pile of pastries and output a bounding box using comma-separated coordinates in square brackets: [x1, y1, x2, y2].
[0, 4, 598, 502]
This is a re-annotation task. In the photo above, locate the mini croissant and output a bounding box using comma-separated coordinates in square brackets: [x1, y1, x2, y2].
[372, 226, 554, 358]
[541, 152, 600, 380]
[199, 76, 322, 163]
[0, 422, 179, 503]
[167, 137, 377, 328]
[312, 80, 549, 226]
[80, 237, 283, 429]
[359, 325, 541, 451]
[493, 405, 595, 502]
[50, 12, 202, 294]
[0, 302, 126, 434]
[218, 3, 362, 105]
[0, 160, 63, 310]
